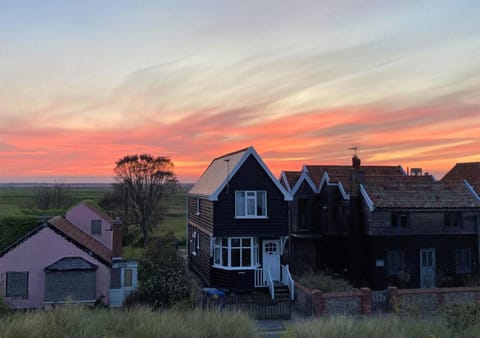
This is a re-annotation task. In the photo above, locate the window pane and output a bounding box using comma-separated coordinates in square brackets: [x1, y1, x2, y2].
[214, 247, 221, 265]
[231, 249, 240, 267]
[91, 220, 102, 235]
[222, 247, 228, 266]
[242, 247, 252, 267]
[242, 238, 251, 247]
[235, 192, 245, 216]
[111, 268, 121, 288]
[124, 269, 133, 287]
[247, 198, 256, 216]
[222, 238, 228, 247]
[231, 238, 240, 247]
[257, 192, 266, 216]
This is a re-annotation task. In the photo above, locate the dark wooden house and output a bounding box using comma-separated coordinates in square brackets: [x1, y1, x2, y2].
[187, 146, 294, 299]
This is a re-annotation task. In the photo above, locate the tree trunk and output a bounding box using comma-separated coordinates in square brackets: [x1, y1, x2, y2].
[142, 221, 149, 247]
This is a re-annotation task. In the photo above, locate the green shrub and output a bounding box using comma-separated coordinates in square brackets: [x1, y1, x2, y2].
[443, 303, 480, 330]
[136, 234, 191, 308]
[297, 271, 355, 292]
[0, 216, 41, 251]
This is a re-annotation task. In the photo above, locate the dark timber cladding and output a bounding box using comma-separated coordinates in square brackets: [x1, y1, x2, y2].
[214, 155, 289, 237]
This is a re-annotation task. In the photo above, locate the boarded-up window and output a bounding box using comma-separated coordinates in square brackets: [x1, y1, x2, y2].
[111, 268, 121, 289]
[45, 271, 96, 302]
[91, 220, 102, 235]
[6, 272, 28, 297]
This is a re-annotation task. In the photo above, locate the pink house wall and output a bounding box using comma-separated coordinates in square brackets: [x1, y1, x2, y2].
[65, 204, 113, 249]
[0, 227, 110, 309]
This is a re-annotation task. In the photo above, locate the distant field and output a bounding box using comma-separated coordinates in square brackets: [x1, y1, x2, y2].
[0, 185, 113, 217]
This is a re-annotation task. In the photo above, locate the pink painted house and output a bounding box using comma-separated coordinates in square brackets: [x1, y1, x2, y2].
[0, 203, 137, 309]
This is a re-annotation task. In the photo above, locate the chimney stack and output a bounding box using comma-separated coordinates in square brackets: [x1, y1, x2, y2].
[112, 217, 123, 259]
[352, 155, 361, 170]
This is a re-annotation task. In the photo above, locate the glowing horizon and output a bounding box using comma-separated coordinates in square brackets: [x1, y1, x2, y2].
[0, 1, 479, 184]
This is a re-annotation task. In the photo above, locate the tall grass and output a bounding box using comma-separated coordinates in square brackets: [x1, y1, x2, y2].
[285, 316, 480, 338]
[0, 305, 258, 338]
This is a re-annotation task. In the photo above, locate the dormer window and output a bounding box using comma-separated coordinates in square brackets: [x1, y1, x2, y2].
[235, 191, 267, 218]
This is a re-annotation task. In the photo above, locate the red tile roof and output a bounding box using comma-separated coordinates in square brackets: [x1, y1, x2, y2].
[48, 216, 112, 265]
[441, 162, 480, 195]
[282, 171, 302, 190]
[362, 178, 480, 209]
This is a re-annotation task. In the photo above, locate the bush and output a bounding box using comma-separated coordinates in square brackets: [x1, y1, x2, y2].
[0, 216, 41, 251]
[135, 234, 191, 308]
[297, 271, 355, 292]
[443, 303, 480, 330]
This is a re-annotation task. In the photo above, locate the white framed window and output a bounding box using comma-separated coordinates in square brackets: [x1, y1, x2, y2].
[213, 237, 259, 269]
[235, 191, 267, 218]
[192, 231, 200, 255]
[196, 198, 200, 215]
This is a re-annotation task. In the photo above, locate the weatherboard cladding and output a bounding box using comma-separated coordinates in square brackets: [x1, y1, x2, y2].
[188, 197, 214, 234]
[213, 154, 289, 237]
[187, 224, 211, 286]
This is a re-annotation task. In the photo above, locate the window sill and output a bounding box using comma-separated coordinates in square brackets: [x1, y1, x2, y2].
[234, 216, 269, 220]
[212, 264, 261, 271]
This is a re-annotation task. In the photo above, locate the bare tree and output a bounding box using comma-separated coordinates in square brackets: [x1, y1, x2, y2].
[33, 181, 74, 210]
[114, 154, 177, 246]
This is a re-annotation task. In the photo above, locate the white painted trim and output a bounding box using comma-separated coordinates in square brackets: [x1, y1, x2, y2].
[212, 264, 261, 271]
[338, 181, 350, 200]
[465, 180, 480, 201]
[291, 171, 318, 195]
[209, 146, 293, 201]
[317, 171, 330, 193]
[360, 184, 375, 212]
[279, 171, 292, 192]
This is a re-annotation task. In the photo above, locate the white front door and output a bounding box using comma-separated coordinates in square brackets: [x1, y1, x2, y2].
[262, 240, 280, 283]
[420, 248, 436, 288]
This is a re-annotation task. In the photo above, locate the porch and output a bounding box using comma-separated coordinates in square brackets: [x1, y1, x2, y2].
[254, 264, 295, 300]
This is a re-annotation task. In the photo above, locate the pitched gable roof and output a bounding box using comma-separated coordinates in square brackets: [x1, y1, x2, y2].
[361, 177, 480, 210]
[48, 216, 112, 265]
[442, 162, 480, 195]
[189, 146, 292, 201]
[0, 217, 112, 266]
[279, 171, 302, 191]
[81, 201, 114, 224]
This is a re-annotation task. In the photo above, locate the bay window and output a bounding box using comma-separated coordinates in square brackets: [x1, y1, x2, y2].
[213, 237, 259, 269]
[235, 191, 267, 217]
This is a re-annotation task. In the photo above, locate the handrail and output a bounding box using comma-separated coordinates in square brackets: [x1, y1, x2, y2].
[281, 264, 295, 300]
[266, 268, 274, 300]
[254, 268, 266, 287]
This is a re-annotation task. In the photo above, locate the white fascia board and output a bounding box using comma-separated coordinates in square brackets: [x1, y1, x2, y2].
[360, 184, 375, 212]
[291, 171, 318, 195]
[209, 147, 293, 201]
[279, 171, 292, 192]
[465, 180, 480, 201]
[318, 171, 330, 193]
[338, 181, 350, 200]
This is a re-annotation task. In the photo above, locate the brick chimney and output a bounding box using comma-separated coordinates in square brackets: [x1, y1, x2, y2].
[352, 155, 361, 170]
[112, 217, 123, 259]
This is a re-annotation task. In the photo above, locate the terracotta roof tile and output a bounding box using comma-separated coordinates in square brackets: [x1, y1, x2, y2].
[442, 162, 480, 195]
[48, 216, 112, 265]
[363, 178, 480, 209]
[283, 171, 301, 190]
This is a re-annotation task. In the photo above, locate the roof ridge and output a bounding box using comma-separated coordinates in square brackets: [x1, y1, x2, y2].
[213, 146, 250, 161]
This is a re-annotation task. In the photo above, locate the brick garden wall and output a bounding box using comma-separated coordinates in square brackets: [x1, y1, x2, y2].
[295, 281, 480, 316]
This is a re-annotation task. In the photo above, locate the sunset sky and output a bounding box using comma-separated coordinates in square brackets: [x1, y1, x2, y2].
[0, 1, 479, 183]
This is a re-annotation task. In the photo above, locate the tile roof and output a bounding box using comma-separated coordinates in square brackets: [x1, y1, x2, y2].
[282, 171, 302, 190]
[48, 216, 112, 265]
[362, 178, 480, 209]
[441, 162, 480, 195]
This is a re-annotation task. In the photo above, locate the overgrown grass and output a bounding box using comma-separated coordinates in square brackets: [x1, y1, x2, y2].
[297, 271, 355, 292]
[0, 305, 258, 338]
[285, 316, 480, 338]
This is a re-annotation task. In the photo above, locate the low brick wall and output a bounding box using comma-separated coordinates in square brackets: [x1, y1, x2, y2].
[389, 286, 480, 315]
[295, 282, 480, 316]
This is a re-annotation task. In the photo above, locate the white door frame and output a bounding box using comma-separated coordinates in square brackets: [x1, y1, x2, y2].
[262, 239, 280, 283]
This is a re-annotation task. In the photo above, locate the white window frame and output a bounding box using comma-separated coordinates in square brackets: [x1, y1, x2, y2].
[235, 191, 267, 218]
[195, 198, 200, 215]
[213, 237, 259, 270]
[192, 231, 200, 256]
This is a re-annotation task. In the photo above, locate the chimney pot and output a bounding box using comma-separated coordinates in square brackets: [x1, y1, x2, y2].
[352, 155, 361, 169]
